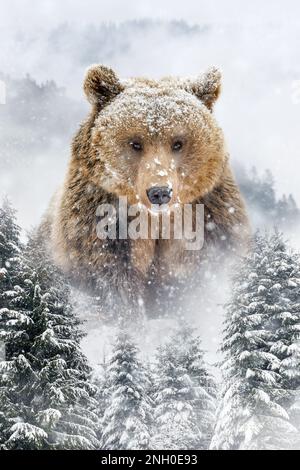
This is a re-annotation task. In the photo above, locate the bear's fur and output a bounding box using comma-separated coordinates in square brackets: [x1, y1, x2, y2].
[40, 65, 249, 319]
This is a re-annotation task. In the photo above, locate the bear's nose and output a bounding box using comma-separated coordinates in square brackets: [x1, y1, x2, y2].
[146, 186, 172, 205]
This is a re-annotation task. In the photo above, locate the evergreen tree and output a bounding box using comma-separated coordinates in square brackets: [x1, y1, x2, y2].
[266, 233, 300, 431]
[0, 198, 31, 445]
[236, 165, 300, 230]
[101, 330, 153, 450]
[181, 325, 217, 449]
[0, 198, 21, 269]
[92, 355, 110, 443]
[0, 200, 100, 449]
[153, 323, 216, 450]
[211, 232, 300, 450]
[276, 194, 300, 227]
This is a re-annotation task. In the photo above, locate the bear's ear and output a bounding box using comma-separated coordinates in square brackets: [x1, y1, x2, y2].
[83, 65, 123, 106]
[185, 67, 222, 111]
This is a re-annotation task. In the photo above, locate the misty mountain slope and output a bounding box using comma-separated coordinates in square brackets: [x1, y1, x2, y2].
[0, 73, 86, 229]
[0, 72, 86, 162]
[235, 165, 300, 231]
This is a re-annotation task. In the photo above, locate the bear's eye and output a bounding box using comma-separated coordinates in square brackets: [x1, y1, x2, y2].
[172, 140, 183, 152]
[129, 141, 143, 152]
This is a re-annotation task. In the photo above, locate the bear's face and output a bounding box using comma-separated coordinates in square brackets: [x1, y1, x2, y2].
[84, 66, 226, 208]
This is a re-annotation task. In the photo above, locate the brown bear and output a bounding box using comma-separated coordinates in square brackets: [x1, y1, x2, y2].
[40, 65, 249, 319]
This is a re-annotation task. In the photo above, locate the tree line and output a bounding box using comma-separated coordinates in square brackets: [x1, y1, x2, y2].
[0, 199, 300, 450]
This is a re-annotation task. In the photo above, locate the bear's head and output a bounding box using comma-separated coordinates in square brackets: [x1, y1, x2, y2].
[83, 65, 226, 209]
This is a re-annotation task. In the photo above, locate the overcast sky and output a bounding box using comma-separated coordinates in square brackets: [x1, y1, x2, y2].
[1, 0, 300, 30]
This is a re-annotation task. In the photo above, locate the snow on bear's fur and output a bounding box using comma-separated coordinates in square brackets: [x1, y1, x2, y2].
[39, 65, 249, 319]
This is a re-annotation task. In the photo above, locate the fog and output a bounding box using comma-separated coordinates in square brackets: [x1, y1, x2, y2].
[1, 0, 300, 28]
[1, 0, 300, 369]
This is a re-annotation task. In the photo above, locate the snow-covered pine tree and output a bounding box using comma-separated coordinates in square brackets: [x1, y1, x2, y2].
[0, 198, 33, 447]
[0, 200, 100, 449]
[265, 232, 300, 439]
[153, 338, 198, 450]
[153, 323, 217, 450]
[26, 269, 100, 449]
[0, 198, 21, 268]
[101, 329, 153, 450]
[180, 324, 217, 449]
[211, 231, 300, 450]
[0, 198, 25, 332]
[92, 353, 110, 443]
